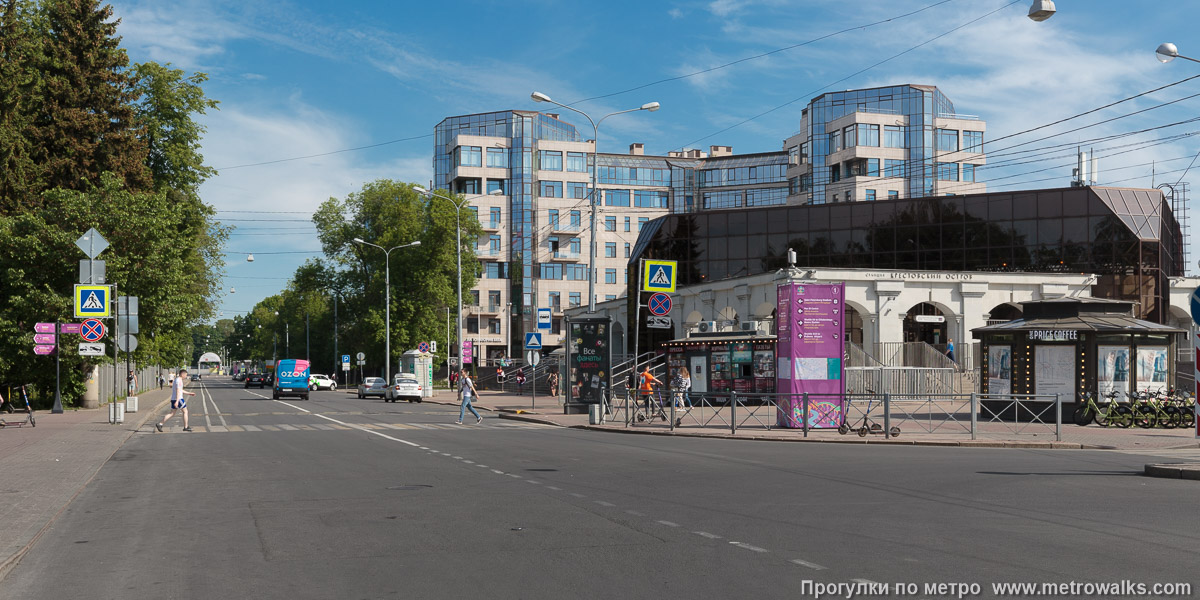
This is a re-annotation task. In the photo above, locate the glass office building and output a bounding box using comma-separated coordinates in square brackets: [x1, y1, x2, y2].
[628, 186, 1184, 353]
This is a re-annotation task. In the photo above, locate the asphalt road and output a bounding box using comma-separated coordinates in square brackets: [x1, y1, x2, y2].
[5, 379, 1197, 599]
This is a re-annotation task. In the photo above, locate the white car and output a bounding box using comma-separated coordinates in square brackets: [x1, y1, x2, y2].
[309, 374, 336, 391]
[388, 373, 423, 403]
[358, 377, 388, 399]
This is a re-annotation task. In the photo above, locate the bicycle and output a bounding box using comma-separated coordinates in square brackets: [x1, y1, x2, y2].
[1132, 389, 1180, 429]
[1072, 390, 1131, 428]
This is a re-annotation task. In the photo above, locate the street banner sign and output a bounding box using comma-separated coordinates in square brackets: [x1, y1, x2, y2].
[34, 345, 55, 355]
[646, 315, 672, 329]
[74, 285, 111, 318]
[524, 332, 542, 350]
[525, 350, 541, 367]
[417, 341, 430, 353]
[642, 259, 677, 293]
[34, 333, 56, 344]
[463, 341, 473, 364]
[647, 293, 672, 316]
[537, 308, 552, 330]
[79, 343, 104, 356]
[35, 322, 55, 334]
[80, 319, 107, 342]
[61, 323, 82, 334]
[75, 228, 109, 259]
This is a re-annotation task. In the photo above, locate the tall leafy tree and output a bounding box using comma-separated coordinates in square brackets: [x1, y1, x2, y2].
[0, 0, 43, 211]
[31, 0, 149, 194]
[132, 61, 218, 196]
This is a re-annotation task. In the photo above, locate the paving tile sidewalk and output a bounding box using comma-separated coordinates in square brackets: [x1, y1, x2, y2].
[0, 387, 172, 580]
[428, 389, 1200, 451]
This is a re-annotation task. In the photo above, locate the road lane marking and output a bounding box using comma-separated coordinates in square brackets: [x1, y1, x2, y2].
[595, 501, 615, 506]
[790, 559, 827, 570]
[276, 424, 297, 431]
[199, 383, 213, 429]
[547, 486, 561, 491]
[242, 425, 261, 432]
[656, 521, 680, 527]
[306, 412, 421, 447]
[569, 493, 586, 498]
[274, 400, 311, 413]
[730, 542, 768, 553]
[202, 384, 228, 428]
[492, 469, 504, 474]
[693, 531, 722, 539]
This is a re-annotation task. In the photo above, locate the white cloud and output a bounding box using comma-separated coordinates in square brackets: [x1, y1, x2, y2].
[668, 8, 684, 19]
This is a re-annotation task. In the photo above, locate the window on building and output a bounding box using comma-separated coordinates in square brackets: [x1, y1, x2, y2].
[547, 236, 560, 255]
[486, 179, 506, 194]
[488, 318, 501, 334]
[624, 217, 630, 232]
[884, 125, 904, 148]
[484, 262, 505, 279]
[605, 242, 616, 258]
[489, 207, 501, 228]
[963, 130, 984, 153]
[486, 147, 507, 168]
[788, 177, 798, 195]
[539, 150, 562, 171]
[455, 145, 482, 167]
[605, 189, 630, 206]
[800, 142, 809, 164]
[470, 290, 480, 306]
[888, 190, 899, 199]
[487, 290, 501, 311]
[937, 129, 959, 152]
[604, 216, 616, 231]
[568, 292, 581, 307]
[565, 265, 587, 280]
[858, 123, 880, 147]
[548, 291, 561, 310]
[624, 242, 630, 258]
[867, 158, 879, 176]
[569, 210, 581, 228]
[605, 268, 617, 284]
[566, 152, 587, 172]
[800, 174, 812, 192]
[937, 162, 959, 181]
[865, 189, 876, 202]
[963, 163, 978, 182]
[637, 217, 649, 231]
[634, 190, 668, 208]
[788, 146, 800, 166]
[488, 234, 501, 253]
[843, 125, 856, 149]
[830, 164, 841, 183]
[832, 193, 838, 203]
[567, 181, 588, 199]
[456, 178, 481, 194]
[540, 180, 563, 198]
[605, 295, 616, 301]
[884, 159, 905, 178]
[569, 237, 581, 254]
[829, 130, 842, 153]
[548, 209, 559, 229]
[467, 317, 479, 334]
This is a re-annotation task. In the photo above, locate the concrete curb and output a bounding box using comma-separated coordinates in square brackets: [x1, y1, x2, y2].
[1143, 463, 1200, 480]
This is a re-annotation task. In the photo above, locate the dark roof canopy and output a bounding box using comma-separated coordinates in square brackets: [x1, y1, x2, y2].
[974, 297, 1184, 335]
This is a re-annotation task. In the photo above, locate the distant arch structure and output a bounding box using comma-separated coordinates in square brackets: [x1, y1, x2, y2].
[198, 352, 222, 366]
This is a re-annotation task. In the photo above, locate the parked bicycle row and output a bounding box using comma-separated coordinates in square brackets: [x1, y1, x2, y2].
[1073, 388, 1196, 429]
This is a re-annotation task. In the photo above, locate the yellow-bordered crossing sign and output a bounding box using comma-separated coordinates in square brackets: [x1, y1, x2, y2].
[642, 259, 677, 293]
[74, 284, 112, 318]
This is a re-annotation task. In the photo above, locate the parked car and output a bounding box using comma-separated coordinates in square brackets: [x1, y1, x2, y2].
[233, 372, 246, 382]
[358, 377, 388, 399]
[190, 373, 201, 381]
[387, 373, 422, 403]
[244, 373, 266, 388]
[309, 373, 336, 391]
[273, 359, 310, 400]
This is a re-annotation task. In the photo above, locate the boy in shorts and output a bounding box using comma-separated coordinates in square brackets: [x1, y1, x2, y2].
[156, 369, 197, 432]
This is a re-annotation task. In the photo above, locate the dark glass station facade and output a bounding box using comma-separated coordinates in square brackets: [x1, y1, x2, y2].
[628, 186, 1183, 353]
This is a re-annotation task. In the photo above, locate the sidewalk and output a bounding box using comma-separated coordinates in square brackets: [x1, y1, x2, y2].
[0, 386, 172, 580]
[432, 389, 1200, 451]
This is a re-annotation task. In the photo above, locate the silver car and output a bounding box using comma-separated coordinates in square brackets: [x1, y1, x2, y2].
[388, 373, 423, 403]
[357, 377, 388, 399]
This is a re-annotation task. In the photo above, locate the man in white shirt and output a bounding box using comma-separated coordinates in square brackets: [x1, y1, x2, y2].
[155, 369, 197, 432]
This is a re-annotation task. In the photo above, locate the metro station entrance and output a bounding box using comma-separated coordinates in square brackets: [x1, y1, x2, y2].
[903, 302, 948, 345]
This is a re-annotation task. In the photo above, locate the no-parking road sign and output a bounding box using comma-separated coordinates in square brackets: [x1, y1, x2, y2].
[80, 319, 107, 342]
[647, 293, 672, 316]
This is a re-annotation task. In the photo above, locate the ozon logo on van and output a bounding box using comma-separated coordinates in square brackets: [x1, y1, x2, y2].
[278, 370, 307, 378]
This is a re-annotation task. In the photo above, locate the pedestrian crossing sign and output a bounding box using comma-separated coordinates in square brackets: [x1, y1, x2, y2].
[74, 284, 112, 318]
[524, 332, 542, 350]
[642, 259, 677, 293]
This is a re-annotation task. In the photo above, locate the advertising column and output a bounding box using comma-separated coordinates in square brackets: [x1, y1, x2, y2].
[776, 282, 846, 428]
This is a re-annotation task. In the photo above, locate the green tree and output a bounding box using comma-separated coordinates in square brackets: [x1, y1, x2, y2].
[0, 0, 44, 211]
[31, 0, 150, 194]
[132, 61, 218, 196]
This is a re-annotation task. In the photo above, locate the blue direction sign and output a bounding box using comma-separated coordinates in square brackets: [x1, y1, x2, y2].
[524, 332, 542, 350]
[537, 307, 552, 330]
[648, 293, 672, 316]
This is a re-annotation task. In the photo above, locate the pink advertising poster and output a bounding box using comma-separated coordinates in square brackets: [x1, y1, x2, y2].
[776, 282, 846, 428]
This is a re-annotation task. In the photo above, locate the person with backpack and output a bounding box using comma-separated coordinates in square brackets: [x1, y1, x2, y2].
[515, 368, 526, 395]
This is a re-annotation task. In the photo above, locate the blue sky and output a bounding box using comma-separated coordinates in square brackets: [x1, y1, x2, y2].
[108, 0, 1200, 321]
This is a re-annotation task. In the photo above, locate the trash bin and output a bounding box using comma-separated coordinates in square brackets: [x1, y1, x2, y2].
[125, 396, 138, 413]
[109, 401, 125, 424]
[588, 403, 603, 425]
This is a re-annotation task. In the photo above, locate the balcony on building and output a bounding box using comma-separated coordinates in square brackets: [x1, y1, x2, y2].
[548, 250, 583, 262]
[550, 221, 583, 234]
[477, 247, 504, 261]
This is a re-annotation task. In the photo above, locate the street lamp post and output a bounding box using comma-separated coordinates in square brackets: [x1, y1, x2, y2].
[413, 187, 502, 371]
[530, 91, 659, 312]
[353, 238, 421, 391]
[1156, 43, 1200, 65]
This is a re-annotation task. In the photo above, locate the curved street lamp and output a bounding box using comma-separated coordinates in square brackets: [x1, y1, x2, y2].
[352, 238, 421, 391]
[1156, 42, 1200, 64]
[1027, 0, 1055, 21]
[529, 91, 660, 313]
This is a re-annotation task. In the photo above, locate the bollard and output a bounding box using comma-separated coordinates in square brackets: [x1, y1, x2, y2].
[625, 390, 630, 428]
[970, 392, 978, 440]
[1055, 392, 1061, 442]
[802, 393, 809, 438]
[670, 388, 675, 432]
[884, 393, 891, 439]
[731, 391, 737, 434]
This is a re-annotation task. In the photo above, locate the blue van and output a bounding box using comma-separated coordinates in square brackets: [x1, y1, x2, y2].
[273, 359, 310, 400]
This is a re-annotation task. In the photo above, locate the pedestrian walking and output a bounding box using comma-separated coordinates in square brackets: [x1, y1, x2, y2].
[547, 370, 560, 397]
[158, 374, 164, 390]
[945, 338, 956, 362]
[638, 364, 661, 410]
[126, 370, 137, 396]
[456, 369, 482, 425]
[671, 366, 693, 410]
[155, 369, 196, 432]
[515, 367, 526, 395]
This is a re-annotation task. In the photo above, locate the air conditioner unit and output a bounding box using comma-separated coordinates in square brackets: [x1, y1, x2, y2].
[740, 320, 768, 334]
[696, 321, 717, 334]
